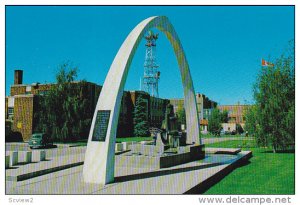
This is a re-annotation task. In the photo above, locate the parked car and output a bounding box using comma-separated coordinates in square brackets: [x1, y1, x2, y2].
[28, 133, 53, 149]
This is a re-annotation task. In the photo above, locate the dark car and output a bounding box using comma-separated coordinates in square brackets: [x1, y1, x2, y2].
[28, 133, 53, 149]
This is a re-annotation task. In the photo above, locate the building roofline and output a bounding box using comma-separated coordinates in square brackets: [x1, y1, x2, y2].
[218, 104, 251, 107]
[11, 94, 35, 98]
[11, 80, 102, 87]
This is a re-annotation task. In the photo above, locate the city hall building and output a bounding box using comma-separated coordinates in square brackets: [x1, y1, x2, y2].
[218, 104, 250, 131]
[5, 70, 102, 141]
[170, 93, 217, 132]
[5, 70, 169, 141]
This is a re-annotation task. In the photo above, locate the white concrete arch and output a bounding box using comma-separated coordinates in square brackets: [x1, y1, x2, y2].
[83, 16, 201, 185]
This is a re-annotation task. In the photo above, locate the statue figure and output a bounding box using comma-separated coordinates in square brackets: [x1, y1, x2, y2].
[161, 104, 183, 148]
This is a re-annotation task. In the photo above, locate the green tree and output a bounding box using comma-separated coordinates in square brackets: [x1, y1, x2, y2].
[251, 41, 295, 152]
[34, 62, 94, 142]
[133, 95, 149, 137]
[176, 104, 186, 126]
[236, 124, 244, 134]
[244, 105, 259, 136]
[220, 110, 229, 123]
[208, 109, 222, 136]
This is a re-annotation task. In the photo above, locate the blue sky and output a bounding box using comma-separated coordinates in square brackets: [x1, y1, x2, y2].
[5, 6, 294, 105]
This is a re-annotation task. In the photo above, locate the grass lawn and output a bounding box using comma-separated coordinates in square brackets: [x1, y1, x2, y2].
[204, 139, 295, 194]
[116, 136, 153, 143]
[54, 140, 87, 146]
[53, 137, 152, 145]
[201, 134, 245, 139]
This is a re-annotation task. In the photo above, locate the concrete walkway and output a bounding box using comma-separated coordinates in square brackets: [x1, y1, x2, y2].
[6, 137, 254, 194]
[6, 151, 252, 194]
[6, 154, 84, 182]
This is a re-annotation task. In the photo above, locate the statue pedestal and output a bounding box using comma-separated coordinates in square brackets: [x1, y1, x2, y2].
[189, 144, 205, 160]
[118, 143, 205, 169]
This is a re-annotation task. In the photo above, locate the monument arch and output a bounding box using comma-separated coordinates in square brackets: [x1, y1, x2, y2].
[83, 16, 201, 185]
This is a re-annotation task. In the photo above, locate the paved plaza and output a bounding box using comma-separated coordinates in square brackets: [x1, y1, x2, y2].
[6, 151, 251, 194]
[5, 137, 253, 194]
[5, 137, 250, 158]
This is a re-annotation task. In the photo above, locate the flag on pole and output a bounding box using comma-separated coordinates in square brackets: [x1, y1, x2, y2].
[262, 59, 274, 67]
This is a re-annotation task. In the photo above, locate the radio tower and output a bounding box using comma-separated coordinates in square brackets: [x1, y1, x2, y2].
[141, 30, 160, 97]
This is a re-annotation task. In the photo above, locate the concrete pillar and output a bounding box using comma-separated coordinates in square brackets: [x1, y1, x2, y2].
[32, 150, 46, 162]
[5, 155, 10, 168]
[10, 151, 18, 166]
[40, 150, 46, 161]
[122, 142, 128, 151]
[115, 143, 123, 152]
[25, 151, 32, 163]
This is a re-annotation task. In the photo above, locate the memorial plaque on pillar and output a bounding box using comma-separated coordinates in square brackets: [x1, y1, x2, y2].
[92, 110, 111, 142]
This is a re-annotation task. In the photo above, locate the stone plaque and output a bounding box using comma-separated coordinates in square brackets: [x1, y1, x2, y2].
[92, 110, 111, 142]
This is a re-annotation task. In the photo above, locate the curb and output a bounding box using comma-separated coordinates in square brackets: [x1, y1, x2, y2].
[184, 151, 253, 194]
[6, 161, 84, 182]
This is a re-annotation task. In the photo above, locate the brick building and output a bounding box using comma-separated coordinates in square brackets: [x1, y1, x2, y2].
[169, 93, 217, 132]
[5, 70, 102, 141]
[5, 70, 169, 141]
[218, 104, 250, 128]
[117, 90, 169, 137]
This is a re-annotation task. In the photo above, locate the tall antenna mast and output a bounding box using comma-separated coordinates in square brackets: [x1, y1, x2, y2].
[142, 30, 160, 97]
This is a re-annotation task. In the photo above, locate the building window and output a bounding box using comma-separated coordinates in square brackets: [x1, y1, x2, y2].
[38, 90, 49, 95]
[8, 107, 14, 119]
[8, 107, 14, 115]
[26, 86, 32, 94]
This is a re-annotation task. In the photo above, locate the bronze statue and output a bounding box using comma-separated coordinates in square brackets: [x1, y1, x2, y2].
[161, 104, 182, 148]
